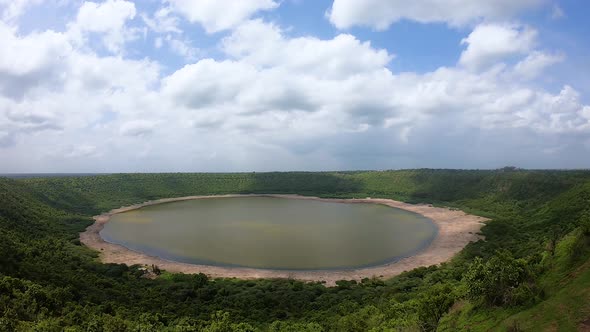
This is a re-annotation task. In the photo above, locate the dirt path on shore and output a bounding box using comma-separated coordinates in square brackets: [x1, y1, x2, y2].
[80, 194, 487, 286]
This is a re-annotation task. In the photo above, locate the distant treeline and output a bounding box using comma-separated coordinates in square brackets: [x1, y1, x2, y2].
[1, 169, 590, 331]
[0, 173, 109, 179]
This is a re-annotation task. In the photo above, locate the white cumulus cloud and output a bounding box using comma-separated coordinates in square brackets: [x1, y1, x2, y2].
[0, 0, 45, 22]
[68, 0, 138, 53]
[328, 0, 547, 30]
[166, 0, 279, 33]
[120, 120, 158, 137]
[513, 51, 564, 80]
[223, 20, 392, 79]
[459, 23, 537, 71]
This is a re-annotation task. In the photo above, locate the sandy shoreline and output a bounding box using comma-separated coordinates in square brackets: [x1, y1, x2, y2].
[80, 194, 487, 286]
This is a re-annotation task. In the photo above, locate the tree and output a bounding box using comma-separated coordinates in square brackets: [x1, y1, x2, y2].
[580, 211, 590, 236]
[202, 312, 255, 332]
[416, 283, 456, 331]
[463, 251, 531, 306]
[547, 224, 562, 256]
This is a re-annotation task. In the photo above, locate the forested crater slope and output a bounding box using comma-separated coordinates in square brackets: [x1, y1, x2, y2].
[1, 169, 590, 331]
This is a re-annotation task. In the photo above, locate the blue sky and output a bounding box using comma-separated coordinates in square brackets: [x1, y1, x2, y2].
[0, 0, 589, 172]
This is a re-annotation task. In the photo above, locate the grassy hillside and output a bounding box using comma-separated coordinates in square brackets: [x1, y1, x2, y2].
[1, 170, 590, 331]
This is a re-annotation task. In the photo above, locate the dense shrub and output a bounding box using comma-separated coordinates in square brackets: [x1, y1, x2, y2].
[463, 251, 534, 306]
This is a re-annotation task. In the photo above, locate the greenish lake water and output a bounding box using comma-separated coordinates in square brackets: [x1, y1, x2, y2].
[101, 197, 437, 270]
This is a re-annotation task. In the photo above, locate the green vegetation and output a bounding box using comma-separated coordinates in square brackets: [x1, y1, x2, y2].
[1, 169, 590, 331]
